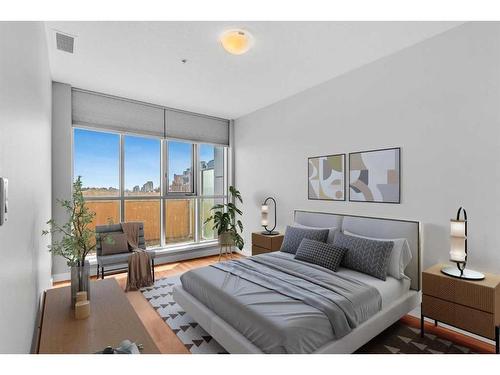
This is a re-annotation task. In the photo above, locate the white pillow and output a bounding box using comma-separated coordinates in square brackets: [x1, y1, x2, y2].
[343, 229, 412, 280]
[293, 223, 337, 244]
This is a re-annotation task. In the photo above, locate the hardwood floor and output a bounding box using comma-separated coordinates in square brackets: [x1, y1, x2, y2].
[53, 253, 242, 354]
[53, 253, 496, 354]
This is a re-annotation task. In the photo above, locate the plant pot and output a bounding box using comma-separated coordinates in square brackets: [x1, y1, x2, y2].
[70, 260, 90, 308]
[218, 231, 234, 247]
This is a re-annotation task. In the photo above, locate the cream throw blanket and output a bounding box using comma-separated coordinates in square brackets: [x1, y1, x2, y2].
[122, 222, 153, 291]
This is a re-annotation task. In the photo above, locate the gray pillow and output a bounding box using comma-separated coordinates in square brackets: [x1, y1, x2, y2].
[292, 223, 337, 244]
[280, 225, 329, 254]
[101, 232, 130, 255]
[334, 231, 393, 280]
[294, 238, 347, 272]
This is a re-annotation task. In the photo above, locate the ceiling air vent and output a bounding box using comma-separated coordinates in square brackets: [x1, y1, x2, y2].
[55, 32, 74, 53]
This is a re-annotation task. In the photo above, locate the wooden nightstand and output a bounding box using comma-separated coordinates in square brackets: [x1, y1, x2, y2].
[421, 264, 500, 353]
[251, 232, 284, 255]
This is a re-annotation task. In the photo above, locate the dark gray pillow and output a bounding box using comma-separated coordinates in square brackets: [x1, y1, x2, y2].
[101, 232, 130, 255]
[280, 225, 329, 254]
[294, 238, 348, 272]
[334, 231, 393, 280]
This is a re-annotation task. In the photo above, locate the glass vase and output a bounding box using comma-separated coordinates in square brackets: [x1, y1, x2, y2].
[70, 260, 90, 308]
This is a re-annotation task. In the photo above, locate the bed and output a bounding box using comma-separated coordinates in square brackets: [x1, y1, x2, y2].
[173, 210, 421, 354]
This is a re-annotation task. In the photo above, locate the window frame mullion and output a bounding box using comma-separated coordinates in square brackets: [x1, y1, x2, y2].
[194, 144, 200, 243]
[161, 139, 167, 248]
[119, 133, 125, 223]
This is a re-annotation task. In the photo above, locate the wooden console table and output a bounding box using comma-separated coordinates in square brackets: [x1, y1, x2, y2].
[37, 278, 159, 354]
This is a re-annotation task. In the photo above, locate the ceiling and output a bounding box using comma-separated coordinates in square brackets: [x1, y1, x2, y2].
[45, 21, 463, 119]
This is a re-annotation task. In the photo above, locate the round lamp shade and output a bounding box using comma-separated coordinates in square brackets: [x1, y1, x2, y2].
[220, 29, 254, 55]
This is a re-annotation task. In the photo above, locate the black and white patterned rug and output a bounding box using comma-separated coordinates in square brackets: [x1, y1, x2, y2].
[142, 276, 478, 354]
[141, 276, 227, 354]
[356, 321, 477, 354]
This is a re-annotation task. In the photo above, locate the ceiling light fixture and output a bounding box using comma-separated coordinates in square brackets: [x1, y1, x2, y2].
[219, 29, 254, 55]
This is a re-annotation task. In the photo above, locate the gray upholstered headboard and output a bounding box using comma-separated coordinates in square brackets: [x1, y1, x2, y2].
[293, 210, 421, 291]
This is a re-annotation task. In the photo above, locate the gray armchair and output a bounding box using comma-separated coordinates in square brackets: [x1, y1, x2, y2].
[95, 222, 156, 280]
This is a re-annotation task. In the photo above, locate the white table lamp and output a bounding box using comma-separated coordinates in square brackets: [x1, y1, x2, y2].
[260, 197, 278, 235]
[441, 207, 484, 280]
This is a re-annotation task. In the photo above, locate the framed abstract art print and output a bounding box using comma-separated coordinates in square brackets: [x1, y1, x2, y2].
[349, 147, 400, 203]
[308, 153, 346, 201]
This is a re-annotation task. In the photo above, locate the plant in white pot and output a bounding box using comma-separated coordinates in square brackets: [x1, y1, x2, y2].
[205, 186, 244, 256]
[43, 176, 106, 307]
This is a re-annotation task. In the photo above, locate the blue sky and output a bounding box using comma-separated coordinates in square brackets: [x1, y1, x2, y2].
[199, 144, 214, 164]
[125, 135, 160, 190]
[74, 129, 215, 189]
[167, 140, 191, 183]
[74, 129, 120, 188]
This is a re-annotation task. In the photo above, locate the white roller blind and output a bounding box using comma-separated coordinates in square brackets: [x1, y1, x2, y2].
[166, 109, 229, 145]
[72, 90, 165, 137]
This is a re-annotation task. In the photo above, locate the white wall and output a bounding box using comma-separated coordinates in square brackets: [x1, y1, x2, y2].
[51, 82, 73, 277]
[235, 22, 500, 274]
[0, 22, 52, 353]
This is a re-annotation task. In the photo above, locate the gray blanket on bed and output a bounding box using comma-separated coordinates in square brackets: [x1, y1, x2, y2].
[180, 252, 381, 353]
[212, 253, 381, 338]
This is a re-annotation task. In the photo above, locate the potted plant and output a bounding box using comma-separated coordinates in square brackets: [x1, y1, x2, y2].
[43, 176, 104, 307]
[205, 186, 244, 252]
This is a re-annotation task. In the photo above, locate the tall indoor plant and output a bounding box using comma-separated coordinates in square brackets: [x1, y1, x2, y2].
[205, 186, 244, 251]
[43, 176, 102, 306]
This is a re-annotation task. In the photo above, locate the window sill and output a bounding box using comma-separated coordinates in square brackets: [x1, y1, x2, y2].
[153, 240, 219, 256]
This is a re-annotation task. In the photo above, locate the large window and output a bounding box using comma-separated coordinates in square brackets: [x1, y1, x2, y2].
[84, 201, 120, 231]
[123, 135, 162, 246]
[73, 128, 227, 252]
[200, 144, 225, 196]
[125, 200, 161, 247]
[168, 141, 193, 193]
[165, 199, 195, 244]
[74, 128, 120, 197]
[200, 198, 223, 241]
[124, 135, 161, 197]
[199, 144, 226, 241]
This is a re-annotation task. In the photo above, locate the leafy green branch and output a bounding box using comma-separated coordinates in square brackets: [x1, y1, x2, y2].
[204, 186, 244, 250]
[42, 176, 101, 266]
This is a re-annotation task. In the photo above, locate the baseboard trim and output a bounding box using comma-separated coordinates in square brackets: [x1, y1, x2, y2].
[52, 272, 70, 282]
[31, 290, 46, 354]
